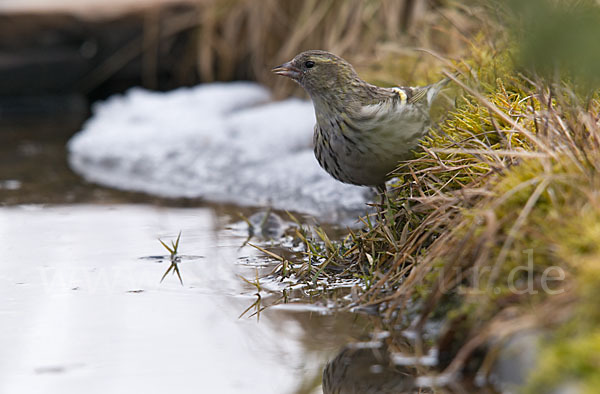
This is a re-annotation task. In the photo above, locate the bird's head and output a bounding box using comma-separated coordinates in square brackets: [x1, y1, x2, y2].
[272, 50, 359, 100]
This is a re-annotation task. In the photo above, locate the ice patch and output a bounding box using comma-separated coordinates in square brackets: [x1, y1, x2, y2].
[68, 82, 372, 221]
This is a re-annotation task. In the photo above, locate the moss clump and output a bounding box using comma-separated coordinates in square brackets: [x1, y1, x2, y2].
[389, 74, 600, 389]
[525, 196, 600, 393]
[526, 329, 600, 394]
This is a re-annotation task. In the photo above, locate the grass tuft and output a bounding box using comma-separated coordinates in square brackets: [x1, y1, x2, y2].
[159, 231, 184, 285]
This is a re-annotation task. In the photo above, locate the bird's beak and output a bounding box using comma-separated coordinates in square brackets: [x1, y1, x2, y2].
[272, 61, 301, 80]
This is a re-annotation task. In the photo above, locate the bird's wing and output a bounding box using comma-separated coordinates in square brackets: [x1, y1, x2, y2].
[356, 96, 398, 119]
[354, 86, 410, 120]
[350, 91, 429, 136]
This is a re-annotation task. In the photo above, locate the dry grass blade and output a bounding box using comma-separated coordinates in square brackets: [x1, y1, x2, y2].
[431, 148, 549, 158]
[247, 243, 285, 262]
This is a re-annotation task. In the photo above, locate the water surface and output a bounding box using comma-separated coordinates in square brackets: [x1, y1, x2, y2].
[0, 204, 370, 393]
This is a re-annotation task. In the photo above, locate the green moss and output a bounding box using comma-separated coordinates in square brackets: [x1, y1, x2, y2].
[556, 207, 600, 260]
[526, 329, 600, 394]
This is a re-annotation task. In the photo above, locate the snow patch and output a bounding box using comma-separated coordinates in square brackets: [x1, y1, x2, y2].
[68, 82, 372, 221]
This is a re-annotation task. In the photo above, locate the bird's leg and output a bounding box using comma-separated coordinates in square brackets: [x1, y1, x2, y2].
[375, 183, 387, 222]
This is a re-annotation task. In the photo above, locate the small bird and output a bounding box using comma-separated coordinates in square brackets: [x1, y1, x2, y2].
[272, 50, 449, 194]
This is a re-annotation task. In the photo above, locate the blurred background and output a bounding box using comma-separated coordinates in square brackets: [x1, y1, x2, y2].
[0, 0, 477, 100]
[0, 0, 483, 205]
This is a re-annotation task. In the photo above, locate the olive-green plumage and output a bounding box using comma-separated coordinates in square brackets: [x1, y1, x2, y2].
[273, 50, 448, 190]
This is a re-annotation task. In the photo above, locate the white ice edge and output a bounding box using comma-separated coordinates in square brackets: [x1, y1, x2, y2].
[68, 82, 373, 221]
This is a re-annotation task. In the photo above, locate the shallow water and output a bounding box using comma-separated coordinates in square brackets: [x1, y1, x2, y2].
[0, 204, 372, 393]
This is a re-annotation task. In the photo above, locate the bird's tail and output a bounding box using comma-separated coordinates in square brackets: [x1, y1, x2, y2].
[409, 73, 456, 107]
[426, 76, 452, 106]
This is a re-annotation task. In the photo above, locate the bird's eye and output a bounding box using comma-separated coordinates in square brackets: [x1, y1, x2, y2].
[305, 60, 315, 68]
